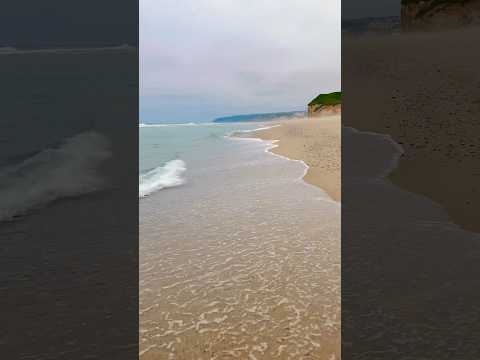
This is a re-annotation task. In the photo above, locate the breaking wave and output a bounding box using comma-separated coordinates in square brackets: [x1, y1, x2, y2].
[0, 131, 111, 221]
[139, 160, 186, 198]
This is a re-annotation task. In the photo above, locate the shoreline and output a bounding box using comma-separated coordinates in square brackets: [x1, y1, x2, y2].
[344, 28, 480, 233]
[141, 121, 341, 359]
[233, 115, 341, 202]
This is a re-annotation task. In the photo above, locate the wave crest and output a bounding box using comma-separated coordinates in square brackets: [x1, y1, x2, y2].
[0, 131, 111, 221]
[139, 160, 186, 197]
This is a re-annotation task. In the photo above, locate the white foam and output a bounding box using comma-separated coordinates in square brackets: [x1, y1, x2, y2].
[233, 124, 282, 134]
[344, 126, 405, 179]
[226, 124, 282, 138]
[0, 131, 111, 221]
[139, 160, 186, 197]
[230, 131, 338, 204]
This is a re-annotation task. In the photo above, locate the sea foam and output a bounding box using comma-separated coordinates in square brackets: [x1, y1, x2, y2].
[139, 160, 186, 198]
[0, 131, 111, 221]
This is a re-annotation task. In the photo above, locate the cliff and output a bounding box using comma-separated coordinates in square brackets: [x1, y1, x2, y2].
[401, 0, 480, 30]
[308, 92, 341, 117]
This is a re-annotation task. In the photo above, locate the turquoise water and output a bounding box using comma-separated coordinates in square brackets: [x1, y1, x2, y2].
[139, 123, 258, 196]
[139, 120, 341, 358]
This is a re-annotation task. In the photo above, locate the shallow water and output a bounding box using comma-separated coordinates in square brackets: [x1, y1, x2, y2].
[139, 124, 340, 359]
[342, 127, 480, 359]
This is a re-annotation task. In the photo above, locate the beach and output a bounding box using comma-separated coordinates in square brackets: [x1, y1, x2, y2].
[236, 115, 341, 202]
[343, 27, 480, 233]
[139, 122, 340, 359]
[341, 27, 480, 358]
[0, 48, 139, 359]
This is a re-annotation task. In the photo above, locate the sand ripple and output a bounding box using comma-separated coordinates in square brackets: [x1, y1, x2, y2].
[140, 215, 339, 359]
[140, 136, 340, 359]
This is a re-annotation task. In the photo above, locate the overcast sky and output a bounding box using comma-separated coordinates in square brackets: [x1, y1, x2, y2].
[140, 0, 340, 123]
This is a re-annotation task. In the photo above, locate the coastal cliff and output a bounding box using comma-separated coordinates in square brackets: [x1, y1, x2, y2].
[308, 92, 341, 117]
[401, 0, 480, 30]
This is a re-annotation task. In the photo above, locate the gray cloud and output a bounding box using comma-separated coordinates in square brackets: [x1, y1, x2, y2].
[140, 0, 340, 122]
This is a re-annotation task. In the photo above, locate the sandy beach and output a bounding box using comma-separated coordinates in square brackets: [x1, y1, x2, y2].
[237, 115, 341, 202]
[343, 27, 480, 233]
[140, 122, 340, 359]
[341, 26, 480, 358]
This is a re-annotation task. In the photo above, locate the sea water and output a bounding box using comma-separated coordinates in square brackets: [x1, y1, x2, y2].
[139, 122, 341, 359]
[139, 123, 257, 197]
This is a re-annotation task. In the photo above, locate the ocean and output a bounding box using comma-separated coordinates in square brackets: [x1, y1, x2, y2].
[0, 48, 139, 359]
[139, 122, 341, 359]
[139, 122, 257, 197]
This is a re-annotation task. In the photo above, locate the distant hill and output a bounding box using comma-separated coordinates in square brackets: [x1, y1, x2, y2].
[213, 111, 304, 123]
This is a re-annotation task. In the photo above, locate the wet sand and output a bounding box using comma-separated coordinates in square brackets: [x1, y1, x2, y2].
[342, 126, 480, 359]
[342, 27, 480, 358]
[140, 128, 340, 359]
[0, 48, 139, 359]
[343, 27, 480, 233]
[237, 115, 341, 202]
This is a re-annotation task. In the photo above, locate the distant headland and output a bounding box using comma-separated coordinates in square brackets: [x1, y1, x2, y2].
[213, 111, 305, 123]
[214, 93, 341, 123]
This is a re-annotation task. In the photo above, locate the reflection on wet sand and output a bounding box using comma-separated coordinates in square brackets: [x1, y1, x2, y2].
[140, 136, 340, 359]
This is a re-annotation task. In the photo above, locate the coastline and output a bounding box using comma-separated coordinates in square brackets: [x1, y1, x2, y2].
[140, 122, 341, 359]
[234, 114, 341, 202]
[343, 28, 480, 233]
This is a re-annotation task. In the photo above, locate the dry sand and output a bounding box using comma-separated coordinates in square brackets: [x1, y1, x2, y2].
[342, 28, 480, 358]
[343, 27, 480, 233]
[140, 118, 341, 359]
[237, 115, 341, 202]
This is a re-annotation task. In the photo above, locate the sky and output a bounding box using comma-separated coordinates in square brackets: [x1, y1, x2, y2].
[140, 0, 341, 123]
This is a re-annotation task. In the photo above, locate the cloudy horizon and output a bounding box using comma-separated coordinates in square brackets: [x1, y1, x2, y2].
[140, 0, 340, 123]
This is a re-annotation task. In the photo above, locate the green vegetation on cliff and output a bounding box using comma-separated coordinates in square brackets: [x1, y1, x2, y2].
[308, 92, 341, 107]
